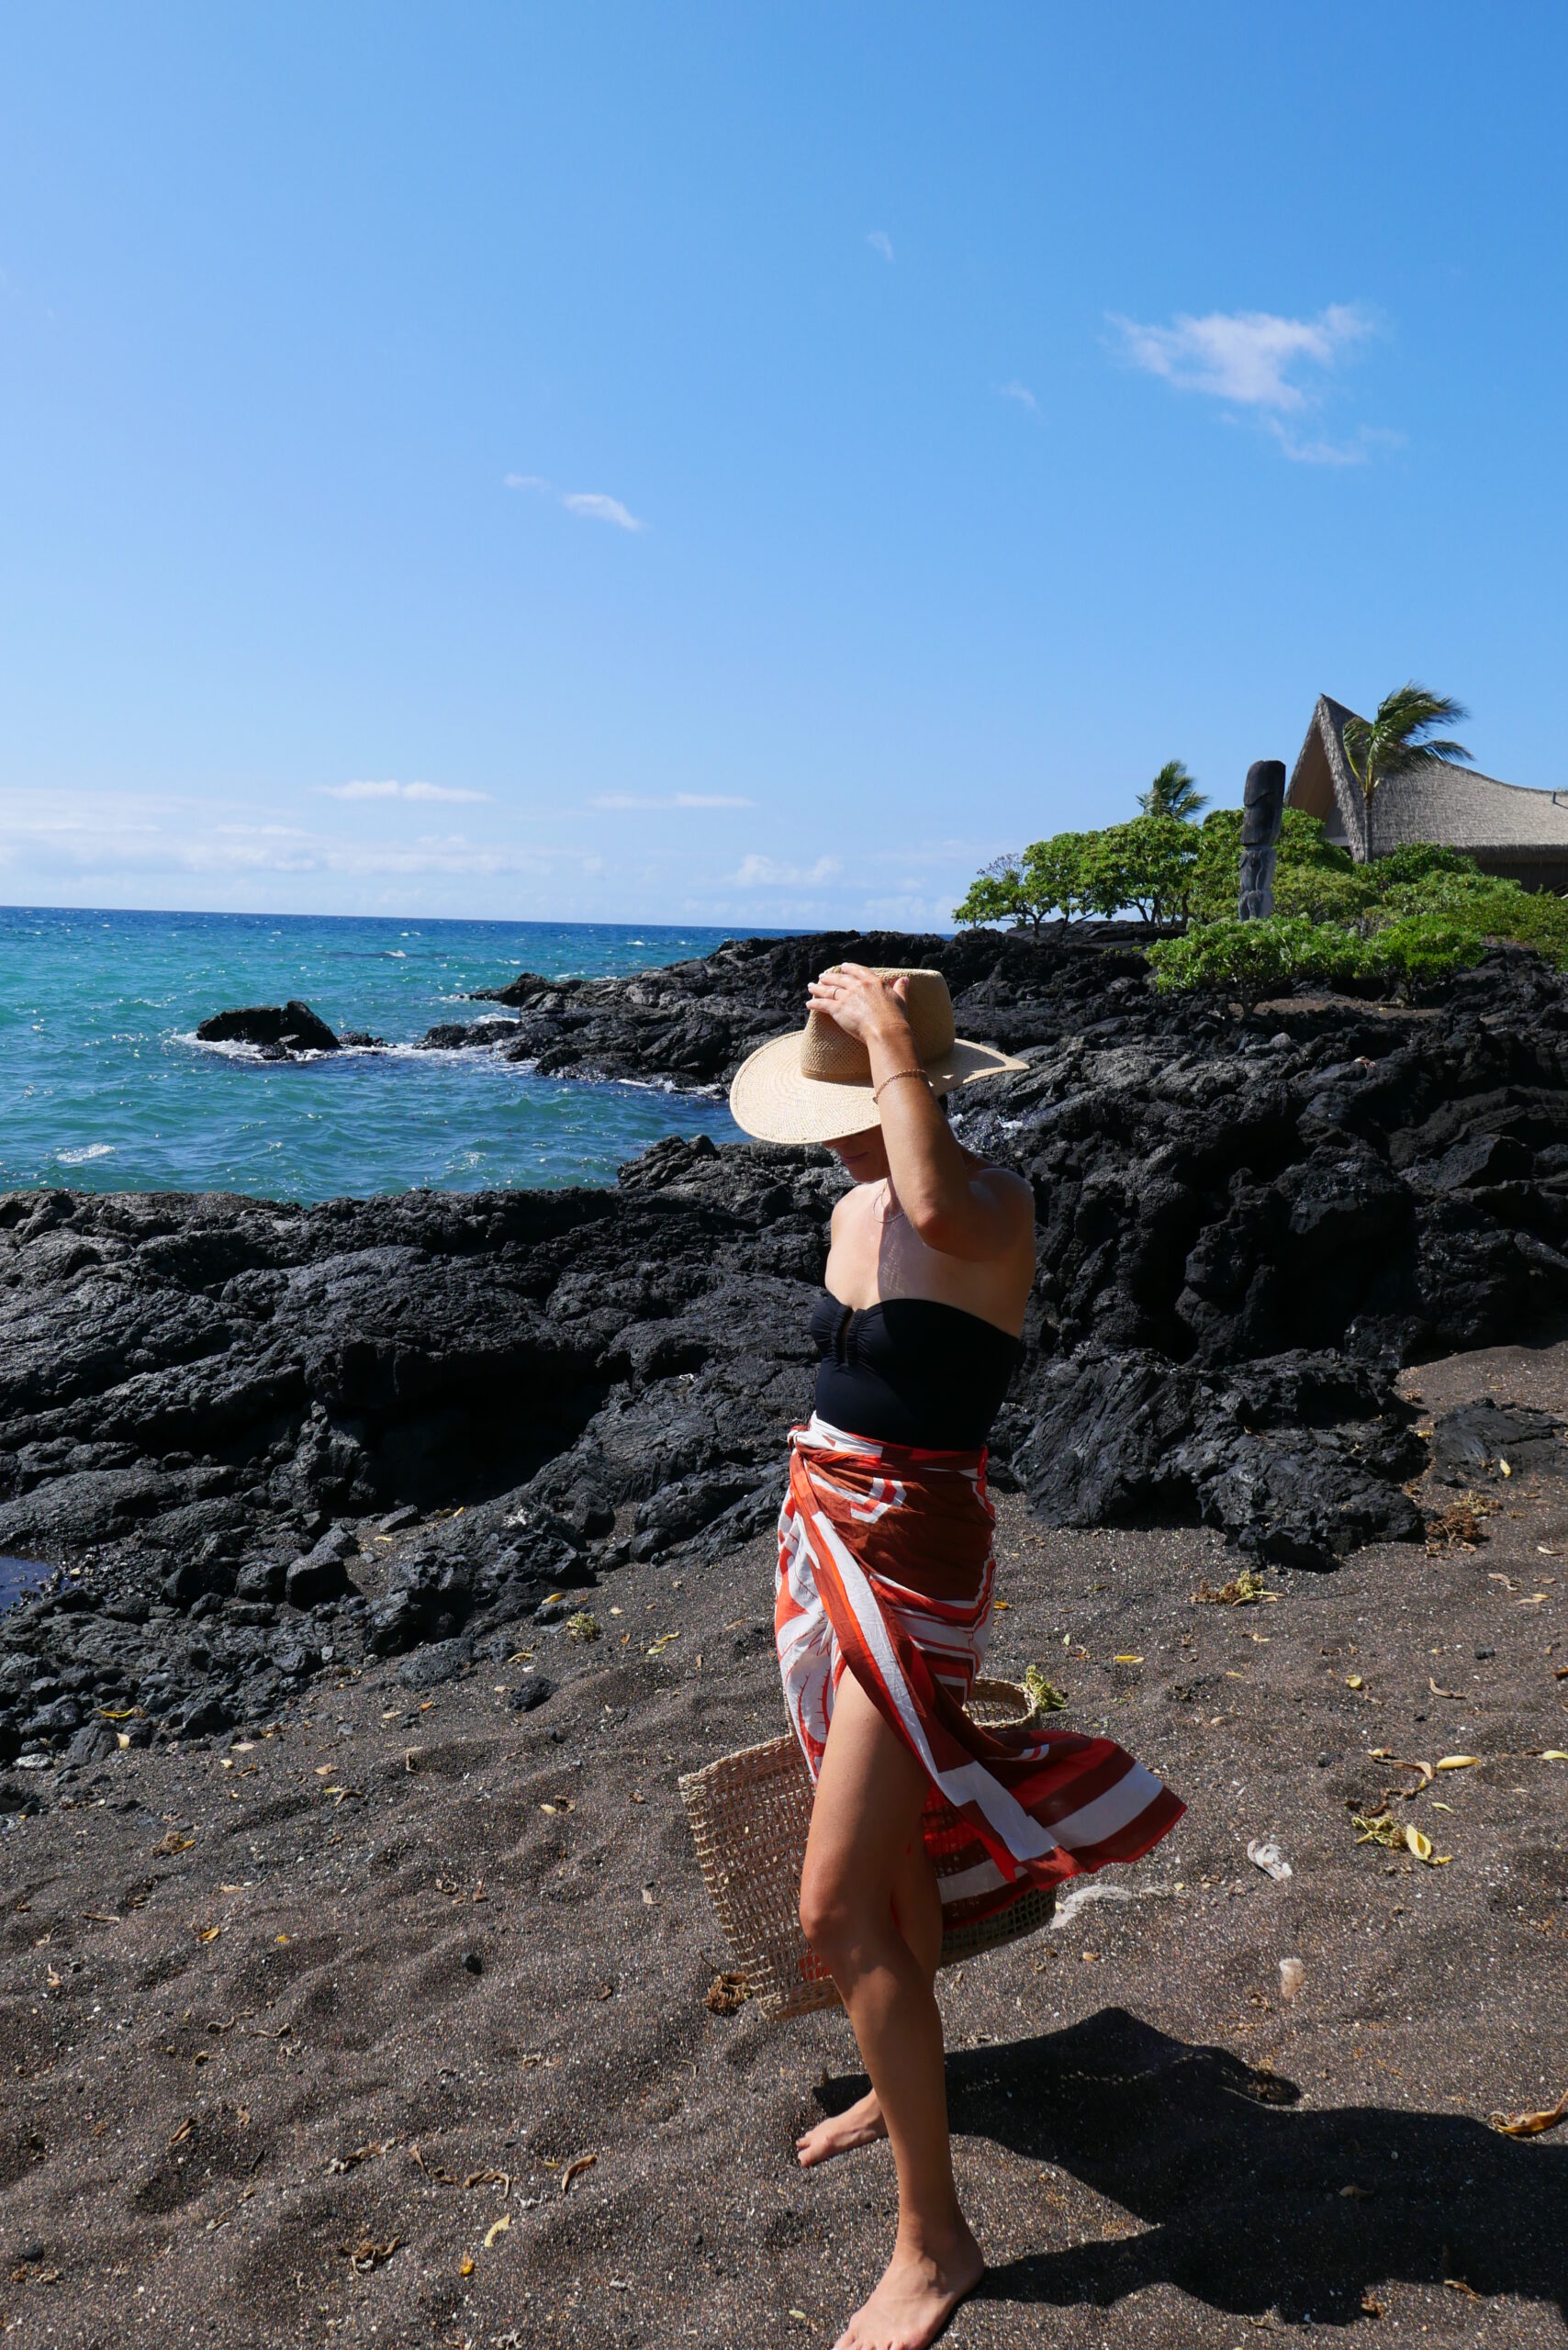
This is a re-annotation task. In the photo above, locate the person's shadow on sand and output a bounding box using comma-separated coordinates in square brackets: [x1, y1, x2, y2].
[818, 2007, 1567, 2326]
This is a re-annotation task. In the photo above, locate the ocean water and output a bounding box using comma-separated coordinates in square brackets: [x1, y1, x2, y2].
[0, 907, 756, 1203]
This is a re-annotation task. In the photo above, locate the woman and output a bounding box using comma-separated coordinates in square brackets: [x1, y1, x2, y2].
[729, 963, 1183, 2350]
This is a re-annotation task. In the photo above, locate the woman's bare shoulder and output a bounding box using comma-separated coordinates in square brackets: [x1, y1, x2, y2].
[971, 1162, 1034, 1210]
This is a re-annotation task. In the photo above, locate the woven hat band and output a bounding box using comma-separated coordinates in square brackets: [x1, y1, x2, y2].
[797, 968, 957, 1085]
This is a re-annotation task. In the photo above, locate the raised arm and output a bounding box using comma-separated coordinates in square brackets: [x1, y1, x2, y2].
[806, 964, 1032, 1262]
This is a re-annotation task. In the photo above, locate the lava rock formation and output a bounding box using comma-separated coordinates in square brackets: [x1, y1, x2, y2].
[8, 931, 1568, 1760]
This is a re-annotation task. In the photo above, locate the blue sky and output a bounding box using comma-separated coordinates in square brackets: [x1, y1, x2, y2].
[2, 5, 1563, 927]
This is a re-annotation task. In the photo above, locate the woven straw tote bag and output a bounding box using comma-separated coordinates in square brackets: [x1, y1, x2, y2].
[679, 1677, 1056, 2020]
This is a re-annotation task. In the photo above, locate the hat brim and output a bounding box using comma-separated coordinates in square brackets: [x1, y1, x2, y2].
[727, 1031, 1029, 1146]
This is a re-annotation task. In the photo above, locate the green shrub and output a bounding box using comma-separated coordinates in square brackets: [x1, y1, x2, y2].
[1146, 915, 1372, 1002]
[1366, 912, 1487, 984]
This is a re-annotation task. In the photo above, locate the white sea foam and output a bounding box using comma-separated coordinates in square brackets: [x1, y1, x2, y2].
[54, 1142, 115, 1164]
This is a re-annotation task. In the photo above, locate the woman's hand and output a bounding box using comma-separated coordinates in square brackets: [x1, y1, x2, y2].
[806, 964, 913, 1049]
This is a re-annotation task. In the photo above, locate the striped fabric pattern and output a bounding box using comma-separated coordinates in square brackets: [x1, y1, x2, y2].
[776, 1415, 1185, 1930]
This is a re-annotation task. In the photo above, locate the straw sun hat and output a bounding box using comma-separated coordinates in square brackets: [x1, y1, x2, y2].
[728, 966, 1026, 1147]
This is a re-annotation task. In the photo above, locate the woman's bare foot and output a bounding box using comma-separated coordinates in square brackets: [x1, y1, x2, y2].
[796, 2087, 887, 2167]
[834, 2222, 984, 2350]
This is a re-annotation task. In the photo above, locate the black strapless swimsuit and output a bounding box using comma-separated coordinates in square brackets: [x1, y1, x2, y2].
[809, 1292, 1022, 1451]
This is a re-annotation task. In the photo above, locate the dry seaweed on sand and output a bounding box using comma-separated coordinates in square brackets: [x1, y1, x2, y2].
[1192, 1566, 1275, 1606]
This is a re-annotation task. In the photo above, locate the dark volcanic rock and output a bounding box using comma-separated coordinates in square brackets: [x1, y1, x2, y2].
[456, 926, 1159, 1087]
[196, 1000, 340, 1056]
[1428, 1398, 1568, 1485]
[13, 935, 1568, 1747]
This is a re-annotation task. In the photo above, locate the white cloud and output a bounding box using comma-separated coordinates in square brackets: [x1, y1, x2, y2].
[505, 476, 646, 531]
[0, 790, 547, 883]
[1268, 420, 1406, 467]
[319, 779, 491, 804]
[1109, 304, 1372, 411]
[561, 491, 644, 532]
[731, 853, 842, 888]
[590, 791, 754, 811]
[866, 230, 894, 263]
[997, 379, 1040, 414]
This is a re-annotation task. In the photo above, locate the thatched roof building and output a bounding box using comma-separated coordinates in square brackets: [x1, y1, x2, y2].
[1286, 694, 1568, 890]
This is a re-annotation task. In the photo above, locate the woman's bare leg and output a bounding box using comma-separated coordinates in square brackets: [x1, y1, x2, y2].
[797, 1671, 982, 2350]
[796, 1824, 940, 2166]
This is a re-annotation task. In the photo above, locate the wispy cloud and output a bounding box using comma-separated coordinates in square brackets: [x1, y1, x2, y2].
[0, 790, 552, 882]
[590, 791, 754, 811]
[560, 491, 644, 532]
[1109, 304, 1373, 412]
[319, 779, 491, 804]
[731, 853, 842, 888]
[1269, 421, 1406, 467]
[997, 379, 1041, 417]
[506, 475, 645, 532]
[866, 230, 894, 263]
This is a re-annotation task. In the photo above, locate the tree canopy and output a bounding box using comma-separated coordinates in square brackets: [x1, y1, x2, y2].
[1137, 759, 1207, 821]
[1341, 683, 1473, 807]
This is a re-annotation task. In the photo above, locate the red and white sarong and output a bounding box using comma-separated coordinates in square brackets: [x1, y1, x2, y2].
[776, 1416, 1184, 1931]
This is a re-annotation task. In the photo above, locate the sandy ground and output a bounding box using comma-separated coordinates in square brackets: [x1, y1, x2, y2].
[3, 1341, 1567, 2350]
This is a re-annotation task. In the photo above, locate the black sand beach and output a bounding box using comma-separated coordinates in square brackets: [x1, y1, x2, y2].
[4, 1331, 1566, 2348]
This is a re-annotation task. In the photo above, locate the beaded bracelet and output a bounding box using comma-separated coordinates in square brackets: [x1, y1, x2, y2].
[872, 1068, 931, 1104]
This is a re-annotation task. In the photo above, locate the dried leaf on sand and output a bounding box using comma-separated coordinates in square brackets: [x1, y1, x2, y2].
[704, 1970, 750, 2014]
[1424, 1494, 1492, 1553]
[1351, 1809, 1451, 1864]
[1193, 1566, 1272, 1606]
[341, 2237, 400, 2272]
[1491, 2087, 1568, 2138]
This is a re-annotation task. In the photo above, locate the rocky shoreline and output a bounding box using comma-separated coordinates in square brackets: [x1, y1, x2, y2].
[7, 926, 1568, 1788]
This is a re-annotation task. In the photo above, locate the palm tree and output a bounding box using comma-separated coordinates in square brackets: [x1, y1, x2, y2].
[1341, 683, 1473, 854]
[1138, 759, 1207, 821]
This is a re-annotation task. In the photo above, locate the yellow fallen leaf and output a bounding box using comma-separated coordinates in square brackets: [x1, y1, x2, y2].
[1491, 2087, 1568, 2138]
[1403, 1821, 1451, 1864]
[459, 2256, 475, 2277]
[1540, 1751, 1568, 1763]
[1499, 1459, 1511, 1476]
[313, 1763, 333, 1776]
[1346, 1674, 1363, 1690]
[195, 1924, 222, 1943]
[1431, 1801, 1453, 1812]
[993, 1599, 1011, 1611]
[483, 2215, 510, 2249]
[1437, 1756, 1480, 1770]
[275, 1933, 290, 1945]
[1114, 1653, 1144, 1664]
[561, 2152, 598, 2193]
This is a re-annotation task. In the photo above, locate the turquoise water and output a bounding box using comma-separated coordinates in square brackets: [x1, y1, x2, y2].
[0, 907, 756, 1203]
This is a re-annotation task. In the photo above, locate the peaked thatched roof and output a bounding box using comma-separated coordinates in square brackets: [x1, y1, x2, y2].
[1286, 694, 1568, 870]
